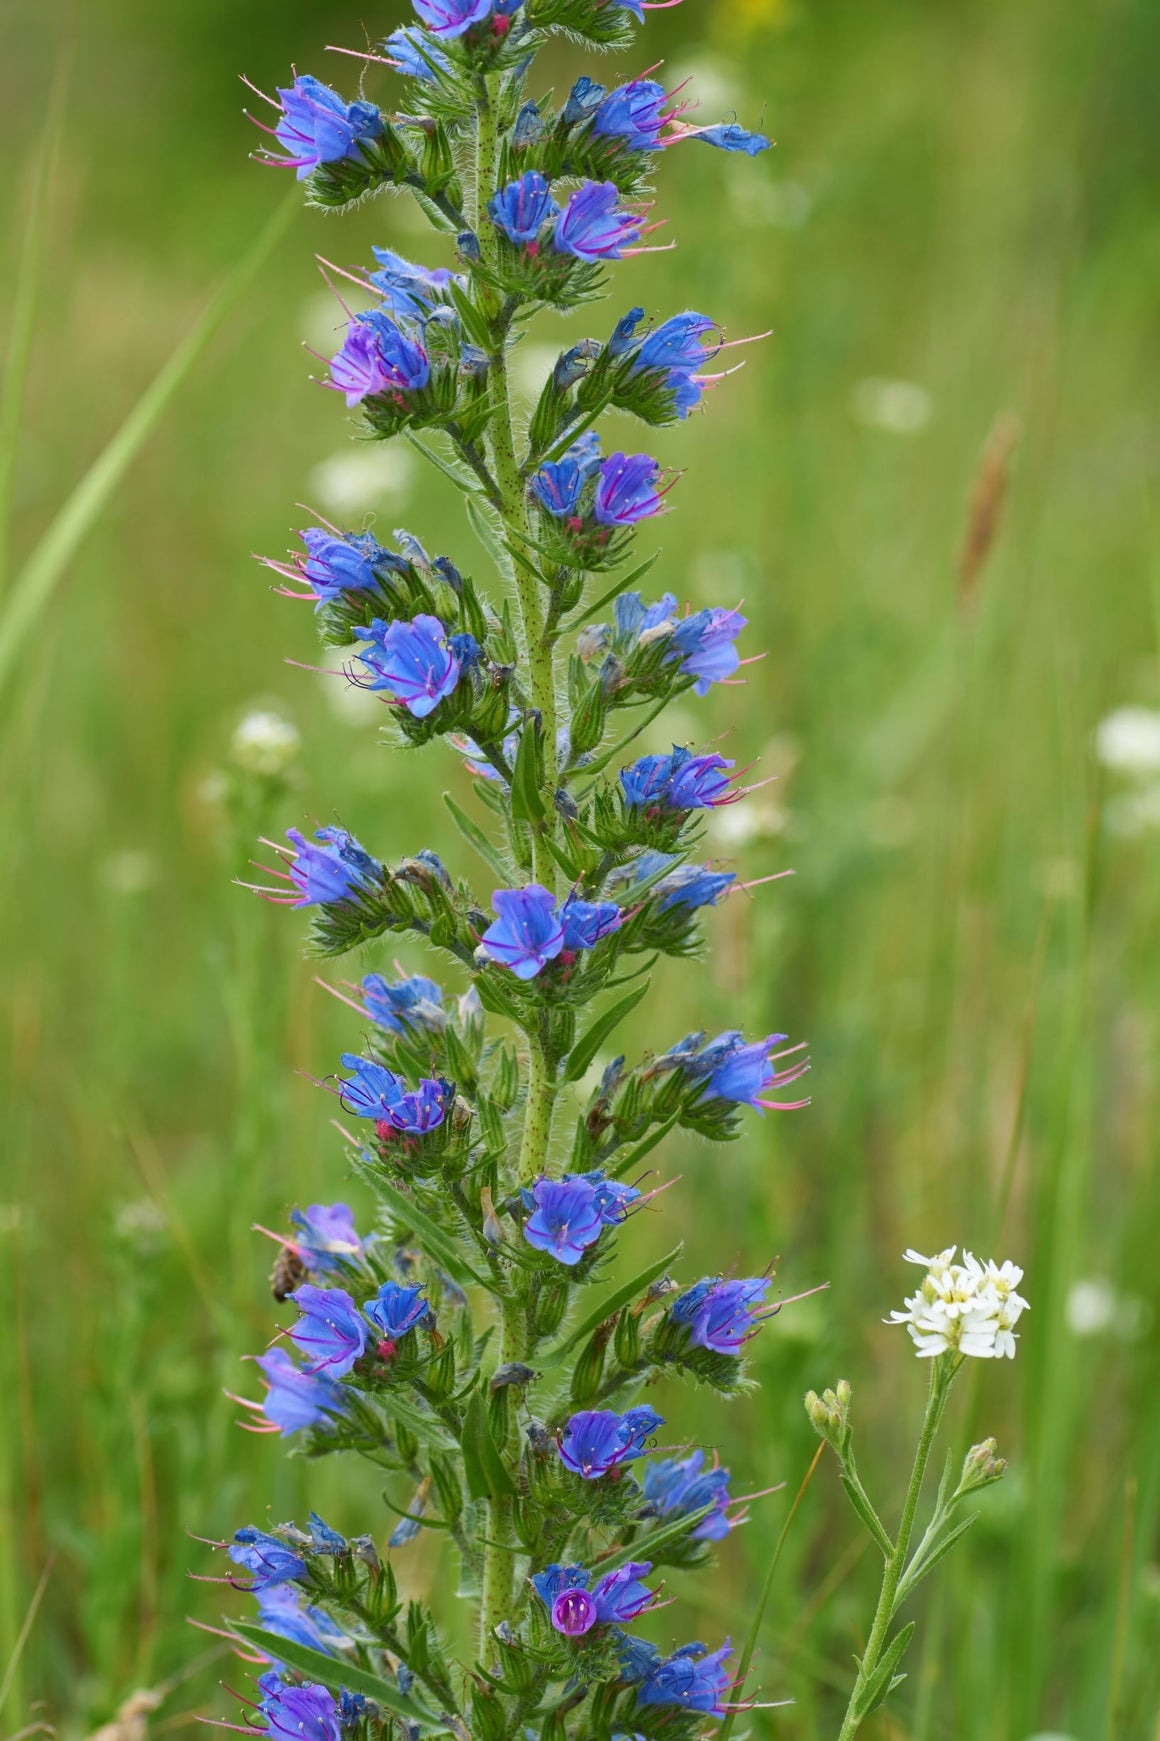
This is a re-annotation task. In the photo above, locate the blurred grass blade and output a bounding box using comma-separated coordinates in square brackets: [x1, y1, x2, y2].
[0, 62, 68, 588]
[0, 1552, 54, 1719]
[0, 189, 297, 699]
[717, 1445, 824, 1741]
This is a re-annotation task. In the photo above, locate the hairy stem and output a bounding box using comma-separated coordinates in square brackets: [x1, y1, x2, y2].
[837, 1361, 950, 1740]
[479, 1292, 527, 1659]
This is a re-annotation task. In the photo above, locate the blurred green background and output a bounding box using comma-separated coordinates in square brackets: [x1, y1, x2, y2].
[2, 0, 1159, 1735]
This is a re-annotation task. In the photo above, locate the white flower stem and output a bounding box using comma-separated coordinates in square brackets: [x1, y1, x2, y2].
[836, 1359, 952, 1740]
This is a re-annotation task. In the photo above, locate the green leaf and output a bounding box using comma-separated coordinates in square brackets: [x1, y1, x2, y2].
[564, 981, 650, 1083]
[510, 716, 547, 825]
[537, 1244, 682, 1369]
[372, 1174, 489, 1291]
[405, 430, 483, 496]
[609, 1110, 680, 1179]
[854, 1622, 916, 1720]
[445, 280, 495, 351]
[231, 1625, 448, 1730]
[0, 190, 298, 697]
[377, 1386, 461, 1453]
[443, 792, 510, 882]
[565, 550, 662, 630]
[461, 1387, 516, 1499]
[838, 1473, 894, 1559]
[895, 1511, 979, 1608]
[595, 1501, 718, 1574]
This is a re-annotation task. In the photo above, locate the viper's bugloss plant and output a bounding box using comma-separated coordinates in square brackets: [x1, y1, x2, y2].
[199, 10, 1025, 1740]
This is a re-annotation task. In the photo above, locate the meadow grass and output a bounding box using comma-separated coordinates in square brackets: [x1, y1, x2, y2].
[1, 0, 1158, 1734]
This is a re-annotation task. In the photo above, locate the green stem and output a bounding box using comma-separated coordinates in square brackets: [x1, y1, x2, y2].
[475, 74, 559, 892]
[479, 1293, 526, 1659]
[837, 1361, 950, 1741]
[518, 1028, 557, 1184]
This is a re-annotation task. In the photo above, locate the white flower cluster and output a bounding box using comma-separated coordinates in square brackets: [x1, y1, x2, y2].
[889, 1247, 1028, 1359]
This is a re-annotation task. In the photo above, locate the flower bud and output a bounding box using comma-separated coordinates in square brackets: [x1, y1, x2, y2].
[535, 1283, 569, 1337]
[953, 1437, 1007, 1500]
[614, 1304, 640, 1367]
[569, 1328, 607, 1405]
[804, 1380, 852, 1453]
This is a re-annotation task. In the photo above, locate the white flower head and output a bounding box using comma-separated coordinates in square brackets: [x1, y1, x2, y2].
[889, 1246, 1029, 1360]
[1094, 706, 1160, 777]
[230, 709, 301, 777]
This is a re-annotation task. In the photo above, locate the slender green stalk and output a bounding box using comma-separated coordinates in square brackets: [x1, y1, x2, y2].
[837, 1362, 950, 1741]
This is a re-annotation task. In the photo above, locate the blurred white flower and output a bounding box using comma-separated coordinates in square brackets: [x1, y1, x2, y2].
[230, 709, 301, 777]
[308, 446, 415, 516]
[1104, 783, 1160, 839]
[729, 176, 812, 230]
[114, 1199, 167, 1252]
[0, 1204, 23, 1234]
[324, 673, 384, 726]
[100, 849, 157, 896]
[889, 1246, 1029, 1359]
[711, 800, 788, 845]
[1094, 706, 1160, 776]
[851, 377, 933, 435]
[669, 58, 736, 116]
[1066, 1277, 1151, 1341]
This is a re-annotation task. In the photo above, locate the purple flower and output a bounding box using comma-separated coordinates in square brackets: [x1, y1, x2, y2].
[558, 893, 621, 950]
[558, 1405, 664, 1477]
[552, 1587, 598, 1636]
[594, 453, 665, 526]
[592, 79, 669, 153]
[478, 885, 565, 978]
[365, 1281, 431, 1340]
[268, 76, 383, 180]
[288, 1284, 370, 1377]
[672, 1277, 772, 1353]
[412, 0, 508, 38]
[228, 1528, 308, 1590]
[690, 1030, 809, 1110]
[578, 1170, 641, 1224]
[619, 746, 737, 811]
[288, 1203, 365, 1274]
[670, 606, 747, 693]
[257, 1673, 342, 1741]
[356, 614, 461, 718]
[360, 972, 444, 1034]
[633, 312, 718, 418]
[253, 1349, 349, 1437]
[382, 1078, 450, 1134]
[383, 26, 453, 79]
[294, 528, 389, 607]
[254, 1585, 343, 1659]
[282, 827, 380, 908]
[369, 248, 459, 320]
[641, 1450, 734, 1541]
[590, 1561, 655, 1623]
[329, 312, 430, 407]
[531, 457, 587, 517]
[338, 1054, 406, 1121]
[636, 1640, 734, 1715]
[522, 1176, 603, 1266]
[489, 172, 559, 244]
[616, 851, 736, 912]
[553, 182, 644, 262]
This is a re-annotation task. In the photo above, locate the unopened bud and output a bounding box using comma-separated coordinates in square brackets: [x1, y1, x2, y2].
[954, 1437, 1006, 1500]
[804, 1379, 852, 1451]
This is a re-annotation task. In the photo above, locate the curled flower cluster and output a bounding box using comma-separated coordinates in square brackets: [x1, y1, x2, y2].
[889, 1247, 1029, 1358]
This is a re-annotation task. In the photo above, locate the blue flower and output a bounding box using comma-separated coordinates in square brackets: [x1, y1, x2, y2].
[412, 0, 514, 38]
[619, 746, 737, 810]
[678, 121, 772, 156]
[478, 885, 565, 978]
[365, 1281, 431, 1340]
[633, 312, 718, 417]
[489, 172, 559, 243]
[228, 1528, 308, 1590]
[617, 852, 736, 912]
[307, 1513, 347, 1552]
[360, 972, 444, 1034]
[329, 312, 430, 407]
[553, 182, 644, 261]
[288, 1203, 365, 1274]
[636, 1640, 734, 1715]
[591, 1562, 655, 1623]
[356, 614, 461, 717]
[690, 1030, 808, 1110]
[594, 453, 665, 526]
[522, 1176, 604, 1266]
[369, 248, 459, 320]
[559, 893, 621, 950]
[670, 606, 747, 693]
[338, 1054, 406, 1120]
[533, 1561, 656, 1634]
[614, 590, 678, 640]
[578, 1170, 641, 1224]
[268, 76, 383, 180]
[385, 1078, 450, 1134]
[281, 827, 380, 908]
[531, 457, 587, 518]
[254, 1349, 349, 1437]
[294, 528, 389, 607]
[592, 79, 669, 153]
[616, 1634, 664, 1684]
[254, 1585, 343, 1659]
[558, 1405, 664, 1476]
[257, 1673, 342, 1741]
[672, 1277, 772, 1353]
[530, 1562, 589, 1608]
[288, 1284, 370, 1377]
[641, 1449, 734, 1541]
[383, 26, 453, 79]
